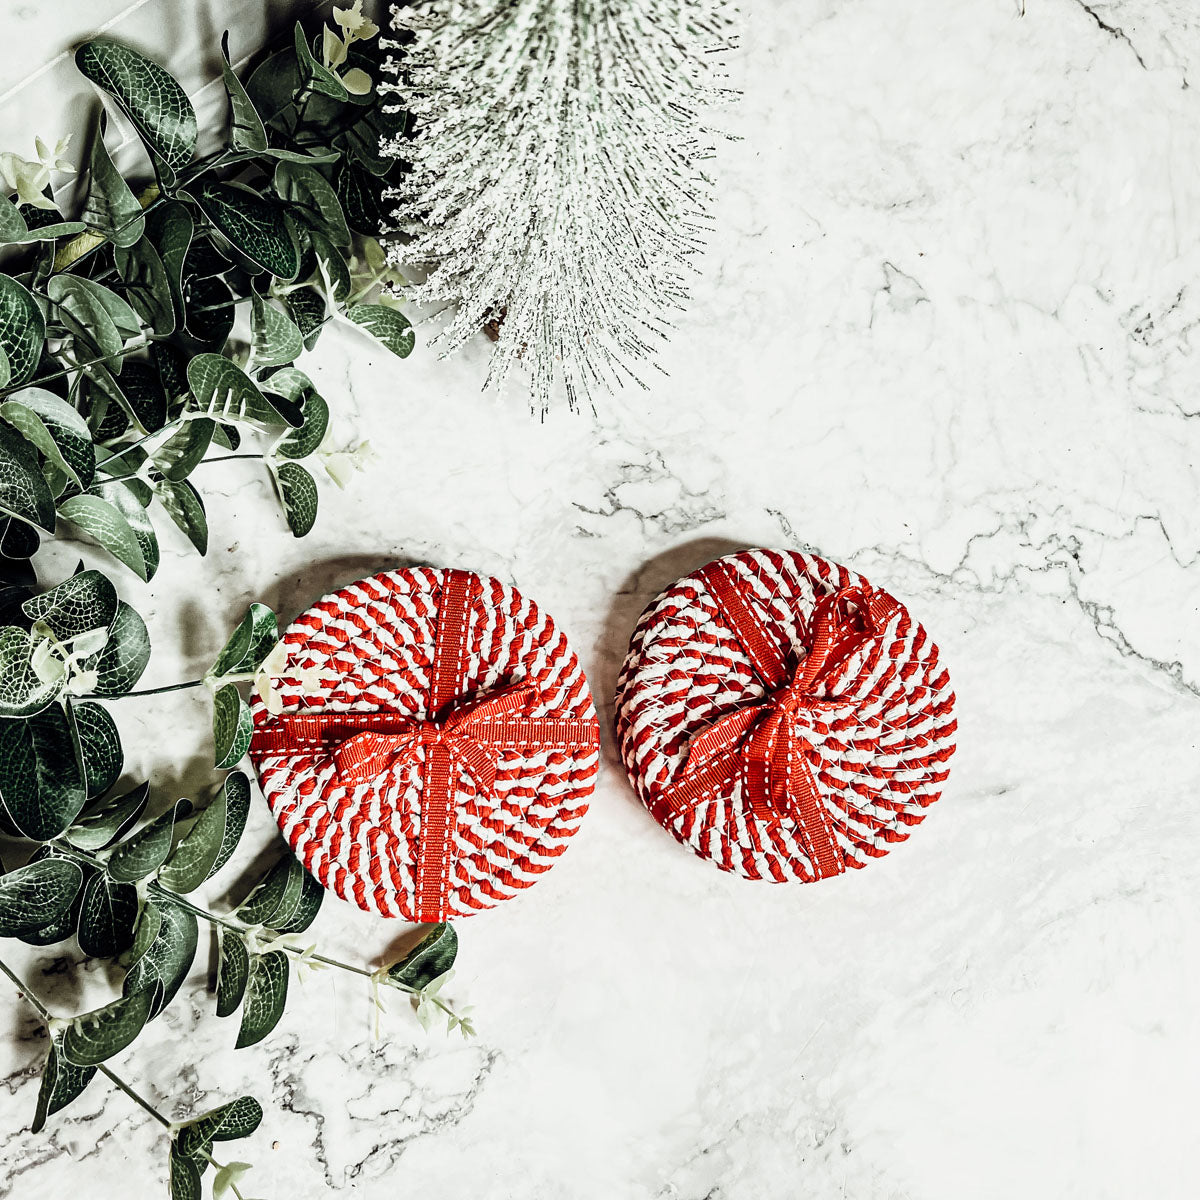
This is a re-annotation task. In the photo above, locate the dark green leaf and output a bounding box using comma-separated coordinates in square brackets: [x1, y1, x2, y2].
[345, 303, 414, 359]
[208, 601, 278, 680]
[175, 1095, 263, 1158]
[274, 160, 350, 248]
[235, 854, 305, 929]
[107, 797, 192, 882]
[57, 491, 153, 580]
[282, 287, 327, 350]
[215, 925, 249, 1017]
[293, 22, 350, 101]
[273, 865, 323, 934]
[90, 601, 150, 696]
[146, 201, 194, 325]
[73, 699, 122, 798]
[272, 461, 317, 536]
[0, 274, 47, 387]
[219, 32, 267, 153]
[186, 354, 301, 427]
[156, 476, 207, 554]
[114, 236, 174, 337]
[336, 159, 386, 235]
[0, 857, 83, 936]
[235, 950, 288, 1048]
[66, 779, 149, 850]
[77, 870, 138, 957]
[249, 294, 303, 370]
[168, 1145, 203, 1200]
[61, 985, 155, 1066]
[0, 388, 96, 494]
[190, 180, 299, 279]
[32, 1038, 96, 1133]
[0, 702, 88, 839]
[115, 360, 168, 432]
[154, 416, 214, 481]
[387, 923, 458, 990]
[212, 682, 251, 769]
[159, 770, 250, 893]
[23, 569, 117, 641]
[308, 229, 350, 302]
[83, 110, 144, 247]
[75, 39, 197, 186]
[182, 274, 235, 348]
[122, 895, 198, 1017]
[0, 193, 29, 242]
[275, 391, 328, 461]
[0, 412, 56, 532]
[46, 275, 126, 366]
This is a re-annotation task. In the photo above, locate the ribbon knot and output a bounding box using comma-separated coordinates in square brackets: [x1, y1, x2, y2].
[250, 569, 599, 920]
[651, 565, 900, 880]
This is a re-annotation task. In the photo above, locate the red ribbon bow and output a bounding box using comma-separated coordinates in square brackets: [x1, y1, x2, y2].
[649, 562, 899, 880]
[250, 570, 598, 920]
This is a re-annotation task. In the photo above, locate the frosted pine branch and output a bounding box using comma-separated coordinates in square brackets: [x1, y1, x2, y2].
[379, 0, 737, 412]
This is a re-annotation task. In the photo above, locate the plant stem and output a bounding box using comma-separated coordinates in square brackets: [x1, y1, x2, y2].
[0, 957, 171, 1127]
[198, 453, 264, 464]
[0, 340, 151, 397]
[96, 1064, 171, 1127]
[119, 679, 205, 698]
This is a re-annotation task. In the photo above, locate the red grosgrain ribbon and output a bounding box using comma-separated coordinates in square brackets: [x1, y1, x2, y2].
[649, 562, 900, 879]
[250, 570, 597, 920]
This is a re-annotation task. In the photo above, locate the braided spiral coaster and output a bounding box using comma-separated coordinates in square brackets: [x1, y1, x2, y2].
[249, 568, 601, 921]
[615, 549, 957, 883]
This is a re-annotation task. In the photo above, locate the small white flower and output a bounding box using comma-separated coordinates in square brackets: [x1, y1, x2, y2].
[0, 136, 73, 209]
[322, 2, 377, 94]
[318, 439, 377, 489]
[333, 1, 379, 41]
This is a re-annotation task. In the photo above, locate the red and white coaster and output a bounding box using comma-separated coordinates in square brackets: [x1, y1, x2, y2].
[614, 549, 957, 882]
[249, 568, 600, 921]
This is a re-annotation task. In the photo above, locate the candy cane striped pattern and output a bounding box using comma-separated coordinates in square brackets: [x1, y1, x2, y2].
[614, 549, 957, 882]
[249, 568, 600, 920]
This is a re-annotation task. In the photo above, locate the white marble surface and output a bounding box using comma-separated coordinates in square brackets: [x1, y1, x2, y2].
[2, 0, 1199, 1197]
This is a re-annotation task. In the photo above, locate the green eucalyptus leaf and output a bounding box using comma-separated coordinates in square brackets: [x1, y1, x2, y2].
[293, 22, 349, 101]
[23, 569, 117, 641]
[94, 479, 158, 580]
[219, 32, 267, 153]
[73, 699, 122, 798]
[0, 415, 56, 533]
[0, 193, 29, 242]
[49, 274, 141, 339]
[75, 38, 197, 186]
[275, 391, 328, 461]
[114, 236, 174, 337]
[189, 180, 299, 280]
[235, 854, 305, 929]
[57, 491, 152, 581]
[1, 388, 96, 494]
[145, 201, 193, 323]
[90, 601, 150, 696]
[154, 416, 215, 481]
[249, 294, 303, 370]
[0, 626, 63, 716]
[234, 950, 288, 1048]
[159, 770, 250, 893]
[0, 857, 83, 936]
[0, 702, 88, 839]
[274, 160, 350, 248]
[156, 476, 208, 554]
[215, 925, 249, 1017]
[83, 109, 144, 247]
[32, 1037, 97, 1133]
[208, 602, 278, 680]
[271, 461, 317, 536]
[273, 865, 323, 934]
[387, 923, 458, 990]
[122, 895, 198, 1017]
[175, 1095, 263, 1159]
[61, 985, 156, 1066]
[186, 354, 301, 428]
[212, 682, 251, 769]
[65, 779, 150, 850]
[183, 274, 236, 349]
[345, 303, 414, 359]
[282, 287, 327, 350]
[336, 159, 386, 236]
[77, 869, 139, 957]
[46, 276, 121, 365]
[107, 797, 192, 882]
[0, 274, 47, 387]
[308, 229, 350, 303]
[115, 360, 168, 432]
[169, 1144, 203, 1200]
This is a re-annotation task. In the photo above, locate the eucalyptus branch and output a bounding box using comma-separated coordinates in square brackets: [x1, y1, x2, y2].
[0, 956, 171, 1128]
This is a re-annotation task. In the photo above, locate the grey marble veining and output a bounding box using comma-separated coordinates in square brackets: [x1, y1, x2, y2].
[1, 1, 1198, 1197]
